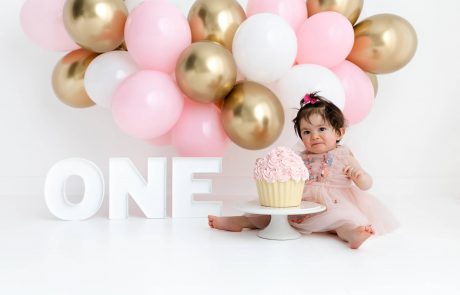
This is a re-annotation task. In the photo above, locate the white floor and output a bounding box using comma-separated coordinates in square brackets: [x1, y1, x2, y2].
[1, 194, 459, 295]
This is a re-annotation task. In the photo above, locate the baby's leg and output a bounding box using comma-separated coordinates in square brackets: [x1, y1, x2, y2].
[208, 215, 270, 232]
[335, 224, 375, 249]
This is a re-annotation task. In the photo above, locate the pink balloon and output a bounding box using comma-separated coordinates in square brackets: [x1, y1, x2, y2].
[297, 12, 354, 68]
[246, 0, 307, 31]
[332, 61, 374, 125]
[112, 71, 184, 139]
[20, 0, 79, 51]
[124, 0, 191, 73]
[172, 99, 229, 157]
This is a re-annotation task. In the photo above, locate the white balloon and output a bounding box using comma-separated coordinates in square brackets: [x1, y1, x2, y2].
[84, 51, 138, 108]
[232, 13, 297, 83]
[275, 64, 346, 121]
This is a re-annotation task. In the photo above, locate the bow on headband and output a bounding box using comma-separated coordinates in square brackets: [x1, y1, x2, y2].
[303, 93, 317, 105]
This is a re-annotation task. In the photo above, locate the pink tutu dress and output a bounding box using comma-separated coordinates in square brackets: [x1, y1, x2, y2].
[289, 145, 399, 235]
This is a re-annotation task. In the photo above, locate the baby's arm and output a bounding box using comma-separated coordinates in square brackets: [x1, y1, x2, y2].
[343, 154, 373, 191]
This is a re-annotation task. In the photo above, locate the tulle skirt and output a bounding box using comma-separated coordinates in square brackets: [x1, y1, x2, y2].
[247, 183, 399, 235]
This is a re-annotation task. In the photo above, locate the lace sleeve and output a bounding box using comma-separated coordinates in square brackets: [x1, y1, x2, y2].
[335, 145, 353, 165]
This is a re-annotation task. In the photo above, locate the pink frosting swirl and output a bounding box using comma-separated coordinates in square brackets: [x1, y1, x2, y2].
[253, 146, 309, 183]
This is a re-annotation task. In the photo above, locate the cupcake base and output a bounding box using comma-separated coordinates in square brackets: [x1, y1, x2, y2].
[256, 179, 305, 208]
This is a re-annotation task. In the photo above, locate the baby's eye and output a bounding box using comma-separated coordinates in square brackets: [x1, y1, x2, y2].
[302, 130, 310, 135]
[319, 127, 327, 132]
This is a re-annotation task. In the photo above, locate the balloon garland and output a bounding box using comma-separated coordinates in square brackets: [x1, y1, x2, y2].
[20, 0, 417, 156]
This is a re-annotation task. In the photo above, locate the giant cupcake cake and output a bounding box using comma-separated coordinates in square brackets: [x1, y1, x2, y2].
[253, 147, 309, 207]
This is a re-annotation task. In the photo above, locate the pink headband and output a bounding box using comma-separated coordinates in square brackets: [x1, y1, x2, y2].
[303, 93, 317, 105]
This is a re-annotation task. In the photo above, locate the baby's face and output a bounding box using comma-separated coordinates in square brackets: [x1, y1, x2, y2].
[299, 114, 344, 154]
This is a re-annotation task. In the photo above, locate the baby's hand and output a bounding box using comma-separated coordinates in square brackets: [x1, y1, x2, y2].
[288, 214, 310, 224]
[343, 165, 364, 181]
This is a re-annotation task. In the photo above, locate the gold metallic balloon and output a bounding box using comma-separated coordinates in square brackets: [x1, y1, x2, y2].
[64, 0, 128, 53]
[366, 72, 378, 97]
[221, 82, 284, 150]
[307, 0, 364, 25]
[188, 0, 246, 51]
[176, 41, 237, 103]
[52, 49, 97, 108]
[347, 14, 417, 74]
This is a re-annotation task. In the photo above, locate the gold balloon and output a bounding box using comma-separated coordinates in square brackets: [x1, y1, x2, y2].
[64, 0, 128, 53]
[307, 0, 364, 25]
[176, 41, 237, 103]
[347, 14, 417, 74]
[188, 0, 246, 51]
[52, 49, 97, 108]
[221, 82, 284, 150]
[366, 72, 378, 97]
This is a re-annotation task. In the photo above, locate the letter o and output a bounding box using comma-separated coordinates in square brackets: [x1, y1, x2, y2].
[44, 158, 104, 220]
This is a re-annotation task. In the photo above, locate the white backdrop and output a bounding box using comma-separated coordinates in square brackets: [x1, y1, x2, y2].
[1, 0, 459, 210]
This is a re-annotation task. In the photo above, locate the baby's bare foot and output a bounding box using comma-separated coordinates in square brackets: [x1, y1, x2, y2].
[208, 215, 244, 232]
[348, 225, 374, 249]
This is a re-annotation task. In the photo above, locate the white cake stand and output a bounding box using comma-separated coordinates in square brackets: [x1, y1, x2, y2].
[237, 200, 326, 240]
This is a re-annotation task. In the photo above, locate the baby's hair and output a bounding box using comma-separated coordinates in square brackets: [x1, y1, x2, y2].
[292, 92, 346, 141]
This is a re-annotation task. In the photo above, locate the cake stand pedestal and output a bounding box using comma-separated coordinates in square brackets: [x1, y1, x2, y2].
[237, 200, 326, 241]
